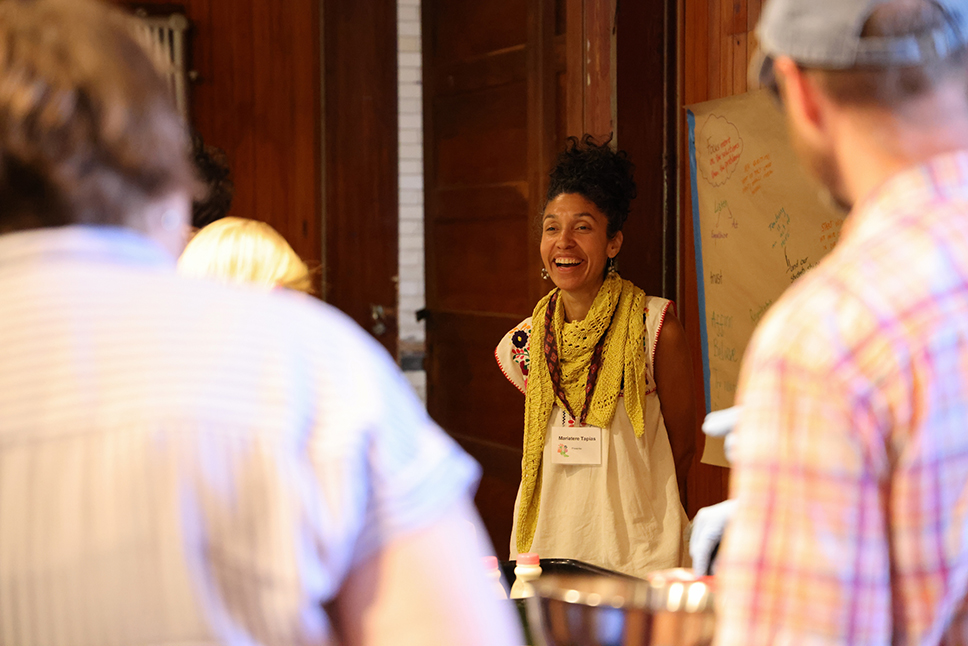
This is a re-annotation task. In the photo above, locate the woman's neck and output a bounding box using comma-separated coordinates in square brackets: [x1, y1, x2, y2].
[560, 278, 605, 322]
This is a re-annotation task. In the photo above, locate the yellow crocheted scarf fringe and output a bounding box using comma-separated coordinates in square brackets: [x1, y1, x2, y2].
[516, 272, 647, 555]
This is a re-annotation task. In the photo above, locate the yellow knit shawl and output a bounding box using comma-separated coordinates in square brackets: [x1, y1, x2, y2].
[516, 272, 648, 554]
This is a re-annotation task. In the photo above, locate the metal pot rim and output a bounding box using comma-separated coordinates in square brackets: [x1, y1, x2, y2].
[530, 573, 715, 613]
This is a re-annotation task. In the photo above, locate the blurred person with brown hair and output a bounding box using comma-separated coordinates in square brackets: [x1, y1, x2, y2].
[716, 0, 968, 644]
[0, 1, 521, 645]
[178, 216, 314, 293]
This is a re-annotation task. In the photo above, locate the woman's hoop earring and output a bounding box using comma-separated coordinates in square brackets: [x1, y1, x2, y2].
[541, 267, 550, 280]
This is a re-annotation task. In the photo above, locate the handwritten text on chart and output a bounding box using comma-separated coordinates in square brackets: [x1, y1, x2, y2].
[713, 338, 738, 362]
[711, 200, 739, 240]
[741, 153, 774, 195]
[749, 299, 773, 324]
[713, 377, 737, 395]
[769, 207, 791, 248]
[820, 218, 844, 251]
[697, 114, 744, 187]
[709, 311, 732, 337]
[784, 249, 815, 282]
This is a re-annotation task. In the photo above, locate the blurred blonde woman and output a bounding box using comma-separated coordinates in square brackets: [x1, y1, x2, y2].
[178, 216, 313, 293]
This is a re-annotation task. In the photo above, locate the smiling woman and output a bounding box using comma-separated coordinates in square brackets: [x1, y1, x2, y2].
[495, 135, 697, 578]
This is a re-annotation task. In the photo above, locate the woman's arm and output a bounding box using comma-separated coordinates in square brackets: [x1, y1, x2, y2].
[653, 310, 697, 509]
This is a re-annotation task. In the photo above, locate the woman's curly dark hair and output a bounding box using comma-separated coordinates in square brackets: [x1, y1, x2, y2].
[190, 131, 235, 229]
[545, 134, 636, 237]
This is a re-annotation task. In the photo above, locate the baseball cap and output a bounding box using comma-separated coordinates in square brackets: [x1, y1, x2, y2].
[751, 0, 968, 89]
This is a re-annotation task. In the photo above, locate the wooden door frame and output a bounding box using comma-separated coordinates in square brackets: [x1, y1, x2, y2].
[573, 0, 727, 515]
[563, 0, 679, 301]
[527, 0, 559, 306]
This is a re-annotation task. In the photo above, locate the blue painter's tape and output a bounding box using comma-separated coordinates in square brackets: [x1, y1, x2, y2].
[687, 109, 711, 414]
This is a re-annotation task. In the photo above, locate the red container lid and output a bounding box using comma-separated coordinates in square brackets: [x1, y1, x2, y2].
[483, 555, 499, 570]
[517, 552, 539, 565]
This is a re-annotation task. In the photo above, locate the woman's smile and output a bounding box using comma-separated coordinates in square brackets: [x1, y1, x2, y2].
[553, 256, 584, 270]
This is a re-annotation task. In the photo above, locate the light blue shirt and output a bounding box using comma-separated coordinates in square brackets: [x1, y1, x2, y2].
[0, 225, 479, 645]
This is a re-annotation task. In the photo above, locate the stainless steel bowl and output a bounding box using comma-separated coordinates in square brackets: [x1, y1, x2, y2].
[526, 573, 715, 646]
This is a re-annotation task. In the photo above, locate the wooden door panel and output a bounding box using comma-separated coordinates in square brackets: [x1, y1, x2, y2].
[432, 220, 532, 314]
[433, 184, 530, 223]
[434, 0, 528, 63]
[434, 85, 529, 188]
[437, 130, 529, 187]
[424, 0, 554, 553]
[432, 48, 528, 97]
[427, 312, 525, 449]
[434, 83, 527, 138]
[324, 0, 398, 356]
[458, 438, 522, 558]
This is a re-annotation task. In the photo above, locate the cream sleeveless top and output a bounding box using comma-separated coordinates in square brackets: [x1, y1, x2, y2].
[495, 296, 689, 578]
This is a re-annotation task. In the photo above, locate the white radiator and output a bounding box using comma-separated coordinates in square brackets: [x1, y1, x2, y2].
[131, 12, 191, 121]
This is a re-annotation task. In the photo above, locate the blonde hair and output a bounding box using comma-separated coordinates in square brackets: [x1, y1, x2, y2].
[178, 217, 314, 293]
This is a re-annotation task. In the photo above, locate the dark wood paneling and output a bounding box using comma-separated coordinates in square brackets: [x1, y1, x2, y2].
[426, 312, 525, 444]
[582, 0, 613, 138]
[152, 0, 323, 278]
[435, 83, 529, 188]
[434, 184, 530, 223]
[324, 0, 399, 356]
[433, 47, 527, 97]
[525, 0, 558, 305]
[564, 0, 583, 138]
[426, 310, 524, 548]
[458, 438, 523, 558]
[616, 0, 671, 300]
[434, 0, 528, 63]
[433, 219, 532, 314]
[424, 0, 555, 554]
[129, 0, 399, 357]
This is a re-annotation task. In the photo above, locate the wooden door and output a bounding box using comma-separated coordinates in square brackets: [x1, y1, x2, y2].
[422, 0, 557, 554]
[323, 0, 399, 357]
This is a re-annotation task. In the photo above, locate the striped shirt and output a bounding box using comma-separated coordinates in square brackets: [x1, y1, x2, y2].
[0, 225, 479, 646]
[717, 151, 968, 646]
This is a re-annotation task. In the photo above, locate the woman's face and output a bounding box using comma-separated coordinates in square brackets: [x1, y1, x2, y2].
[540, 192, 623, 297]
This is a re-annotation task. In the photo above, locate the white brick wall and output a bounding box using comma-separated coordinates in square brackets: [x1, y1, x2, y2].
[398, 0, 426, 403]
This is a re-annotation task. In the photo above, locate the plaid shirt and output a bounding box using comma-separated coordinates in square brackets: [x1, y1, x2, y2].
[718, 151, 968, 646]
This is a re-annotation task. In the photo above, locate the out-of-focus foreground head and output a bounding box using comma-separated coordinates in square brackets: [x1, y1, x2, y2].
[178, 217, 314, 293]
[0, 0, 196, 241]
[752, 0, 968, 107]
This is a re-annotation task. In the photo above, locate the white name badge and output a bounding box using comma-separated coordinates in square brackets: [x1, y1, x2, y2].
[550, 426, 602, 465]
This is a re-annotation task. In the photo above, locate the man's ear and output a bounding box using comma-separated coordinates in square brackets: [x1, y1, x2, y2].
[775, 56, 828, 137]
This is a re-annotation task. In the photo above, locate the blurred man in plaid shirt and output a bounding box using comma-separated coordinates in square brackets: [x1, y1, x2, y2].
[716, 0, 968, 645]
